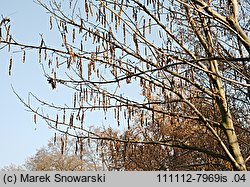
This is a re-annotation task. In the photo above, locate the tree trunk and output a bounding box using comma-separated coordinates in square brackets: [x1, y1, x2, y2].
[212, 62, 246, 170]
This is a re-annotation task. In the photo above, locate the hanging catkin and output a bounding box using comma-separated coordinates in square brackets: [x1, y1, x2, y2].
[49, 16, 53, 30]
[22, 51, 26, 63]
[8, 57, 12, 75]
[34, 114, 37, 125]
[55, 114, 58, 128]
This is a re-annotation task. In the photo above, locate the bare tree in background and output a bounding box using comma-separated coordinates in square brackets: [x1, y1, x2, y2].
[1, 164, 25, 171]
[1, 0, 249, 170]
[25, 137, 102, 171]
[1, 137, 102, 171]
[99, 109, 249, 170]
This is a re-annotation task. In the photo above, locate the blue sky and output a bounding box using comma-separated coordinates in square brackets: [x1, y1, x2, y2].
[0, 0, 143, 168]
[0, 0, 57, 167]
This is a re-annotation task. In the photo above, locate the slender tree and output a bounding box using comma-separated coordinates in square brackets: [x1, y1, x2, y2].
[1, 0, 249, 170]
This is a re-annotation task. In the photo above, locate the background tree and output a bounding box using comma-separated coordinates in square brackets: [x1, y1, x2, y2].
[1, 137, 102, 171]
[25, 137, 102, 171]
[99, 107, 249, 170]
[1, 164, 25, 171]
[1, 0, 249, 170]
